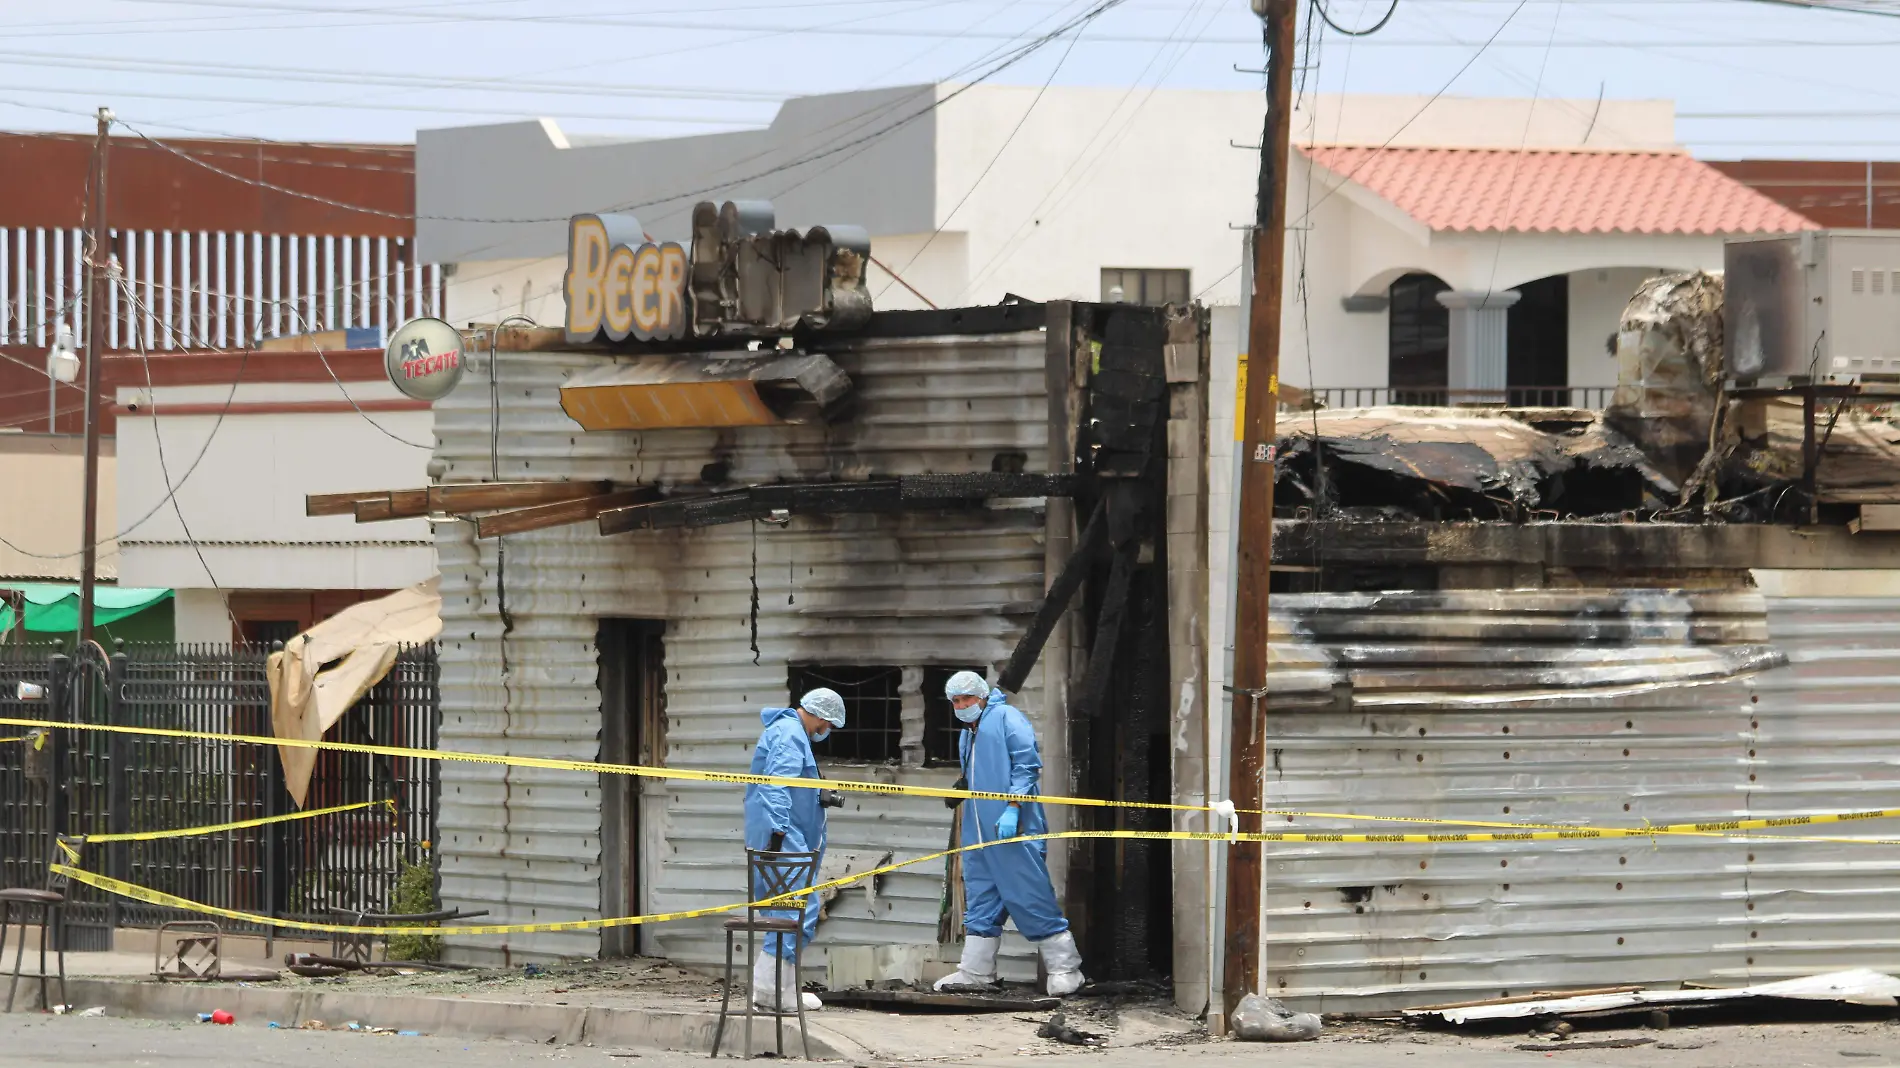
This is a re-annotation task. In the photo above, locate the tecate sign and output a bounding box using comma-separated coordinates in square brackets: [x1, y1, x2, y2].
[385, 317, 467, 401]
[564, 213, 689, 345]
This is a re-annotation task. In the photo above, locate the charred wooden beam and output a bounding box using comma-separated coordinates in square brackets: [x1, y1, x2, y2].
[997, 498, 1107, 694]
[475, 488, 659, 539]
[1074, 541, 1137, 720]
[597, 473, 1078, 535]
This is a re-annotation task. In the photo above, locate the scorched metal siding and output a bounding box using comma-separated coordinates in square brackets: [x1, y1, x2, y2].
[431, 330, 1060, 971]
[1256, 588, 1900, 1012]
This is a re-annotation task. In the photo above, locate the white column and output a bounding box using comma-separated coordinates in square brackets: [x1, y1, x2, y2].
[1436, 289, 1521, 401]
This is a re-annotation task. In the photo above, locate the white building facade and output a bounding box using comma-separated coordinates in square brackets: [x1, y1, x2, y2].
[417, 87, 1810, 402]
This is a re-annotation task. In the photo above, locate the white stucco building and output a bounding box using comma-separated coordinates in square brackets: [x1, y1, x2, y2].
[108, 347, 437, 643]
[417, 86, 1814, 404]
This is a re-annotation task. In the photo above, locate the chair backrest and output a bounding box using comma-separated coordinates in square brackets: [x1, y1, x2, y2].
[745, 848, 820, 923]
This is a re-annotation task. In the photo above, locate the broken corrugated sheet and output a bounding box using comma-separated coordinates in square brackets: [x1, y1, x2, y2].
[1259, 590, 1900, 1013]
[1268, 589, 1786, 709]
[1406, 969, 1900, 1024]
[1275, 407, 1675, 520]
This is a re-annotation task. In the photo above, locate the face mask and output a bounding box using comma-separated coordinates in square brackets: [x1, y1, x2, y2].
[953, 703, 982, 724]
[814, 727, 832, 742]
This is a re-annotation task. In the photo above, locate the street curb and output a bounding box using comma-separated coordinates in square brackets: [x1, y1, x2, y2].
[14, 977, 869, 1059]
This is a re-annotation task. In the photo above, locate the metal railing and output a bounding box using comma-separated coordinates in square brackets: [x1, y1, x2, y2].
[0, 642, 439, 946]
[0, 226, 444, 351]
[1301, 386, 1614, 410]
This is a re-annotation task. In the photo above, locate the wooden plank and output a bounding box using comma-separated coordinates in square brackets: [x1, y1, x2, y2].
[387, 489, 431, 519]
[474, 489, 655, 539]
[354, 497, 396, 522]
[427, 481, 612, 513]
[1853, 503, 1900, 532]
[306, 490, 400, 517]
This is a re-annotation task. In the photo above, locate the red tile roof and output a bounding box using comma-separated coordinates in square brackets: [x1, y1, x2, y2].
[1301, 145, 1819, 235]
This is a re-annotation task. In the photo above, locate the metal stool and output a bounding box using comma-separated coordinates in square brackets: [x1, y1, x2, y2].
[711, 848, 820, 1060]
[0, 835, 77, 1012]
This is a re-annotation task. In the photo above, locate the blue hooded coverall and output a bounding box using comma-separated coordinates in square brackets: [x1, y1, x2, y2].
[743, 706, 827, 960]
[957, 689, 1069, 941]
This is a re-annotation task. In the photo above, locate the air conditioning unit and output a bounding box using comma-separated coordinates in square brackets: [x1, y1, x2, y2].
[1724, 230, 1900, 386]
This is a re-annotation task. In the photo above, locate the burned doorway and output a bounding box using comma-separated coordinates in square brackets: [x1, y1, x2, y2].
[598, 618, 665, 958]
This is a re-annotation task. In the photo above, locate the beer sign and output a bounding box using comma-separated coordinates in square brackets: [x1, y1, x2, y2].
[384, 317, 466, 401]
[564, 213, 689, 345]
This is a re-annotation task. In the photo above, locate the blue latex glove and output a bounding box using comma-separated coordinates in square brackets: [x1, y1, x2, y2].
[995, 806, 1020, 839]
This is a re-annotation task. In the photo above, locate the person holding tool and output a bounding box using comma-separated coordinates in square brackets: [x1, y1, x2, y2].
[744, 687, 847, 1012]
[934, 671, 1086, 996]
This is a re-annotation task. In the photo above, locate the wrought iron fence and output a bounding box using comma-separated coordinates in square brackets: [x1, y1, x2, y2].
[0, 641, 439, 947]
[1301, 385, 1614, 410]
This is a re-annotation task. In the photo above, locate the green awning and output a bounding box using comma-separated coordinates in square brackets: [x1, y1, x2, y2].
[0, 584, 173, 634]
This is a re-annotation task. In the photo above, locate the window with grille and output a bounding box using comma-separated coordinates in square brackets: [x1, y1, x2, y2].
[1101, 267, 1190, 307]
[921, 666, 985, 769]
[788, 665, 904, 764]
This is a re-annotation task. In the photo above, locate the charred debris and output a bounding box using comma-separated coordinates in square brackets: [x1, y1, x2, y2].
[1281, 271, 1900, 527]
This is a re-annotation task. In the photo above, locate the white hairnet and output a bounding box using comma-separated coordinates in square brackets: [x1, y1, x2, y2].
[799, 687, 847, 729]
[944, 671, 991, 701]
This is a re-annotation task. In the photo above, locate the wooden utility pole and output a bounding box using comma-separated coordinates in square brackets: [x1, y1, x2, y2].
[1222, 0, 1294, 1015]
[78, 108, 111, 648]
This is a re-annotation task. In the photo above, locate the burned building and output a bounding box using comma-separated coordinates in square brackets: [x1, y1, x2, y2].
[1242, 238, 1900, 1011]
[317, 203, 1218, 1002]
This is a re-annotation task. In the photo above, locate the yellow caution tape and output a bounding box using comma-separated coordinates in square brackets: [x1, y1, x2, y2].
[80, 799, 393, 844]
[0, 735, 27, 743]
[53, 817, 1900, 938]
[10, 716, 1900, 846]
[0, 716, 1211, 817]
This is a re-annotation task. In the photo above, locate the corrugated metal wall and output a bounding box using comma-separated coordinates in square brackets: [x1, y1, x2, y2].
[1259, 588, 1900, 1013]
[431, 331, 1061, 971]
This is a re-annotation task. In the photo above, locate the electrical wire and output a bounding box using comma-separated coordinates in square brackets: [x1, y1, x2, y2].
[104, 0, 1123, 231]
[875, 19, 1091, 303]
[959, 0, 1225, 299]
[1312, 0, 1399, 35]
[1291, 0, 1533, 230]
[119, 272, 244, 634]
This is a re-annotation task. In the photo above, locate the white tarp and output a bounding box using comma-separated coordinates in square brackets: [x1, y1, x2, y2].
[267, 578, 442, 807]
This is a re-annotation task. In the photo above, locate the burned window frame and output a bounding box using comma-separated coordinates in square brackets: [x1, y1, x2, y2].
[786, 663, 982, 768]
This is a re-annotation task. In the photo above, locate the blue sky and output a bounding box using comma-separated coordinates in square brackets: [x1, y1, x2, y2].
[0, 0, 1896, 159]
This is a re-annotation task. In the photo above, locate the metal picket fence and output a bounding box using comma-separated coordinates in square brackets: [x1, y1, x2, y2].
[0, 641, 439, 948]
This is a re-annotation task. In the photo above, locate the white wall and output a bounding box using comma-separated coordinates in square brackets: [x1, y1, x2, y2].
[114, 379, 436, 592]
[171, 587, 231, 643]
[1568, 267, 1669, 390]
[931, 84, 1262, 309]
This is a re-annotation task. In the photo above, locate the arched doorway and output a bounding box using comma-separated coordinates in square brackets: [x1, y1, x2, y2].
[1387, 272, 1572, 405]
[1387, 272, 1449, 404]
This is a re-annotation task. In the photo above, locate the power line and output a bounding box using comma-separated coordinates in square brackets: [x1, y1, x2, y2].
[1292, 0, 1533, 229]
[1312, 0, 1399, 35]
[877, 20, 1091, 302]
[0, 49, 797, 105]
[6, 83, 764, 128]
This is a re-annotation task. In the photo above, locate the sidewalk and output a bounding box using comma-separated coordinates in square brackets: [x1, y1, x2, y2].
[21, 953, 1205, 1059]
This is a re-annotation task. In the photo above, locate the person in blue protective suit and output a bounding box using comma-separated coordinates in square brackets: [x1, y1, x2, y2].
[933, 671, 1086, 996]
[743, 687, 846, 1013]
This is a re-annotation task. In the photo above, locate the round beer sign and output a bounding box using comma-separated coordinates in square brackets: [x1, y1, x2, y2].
[385, 317, 467, 401]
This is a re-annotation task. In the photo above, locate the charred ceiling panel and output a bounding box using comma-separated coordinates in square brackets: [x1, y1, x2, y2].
[1276, 408, 1676, 521]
